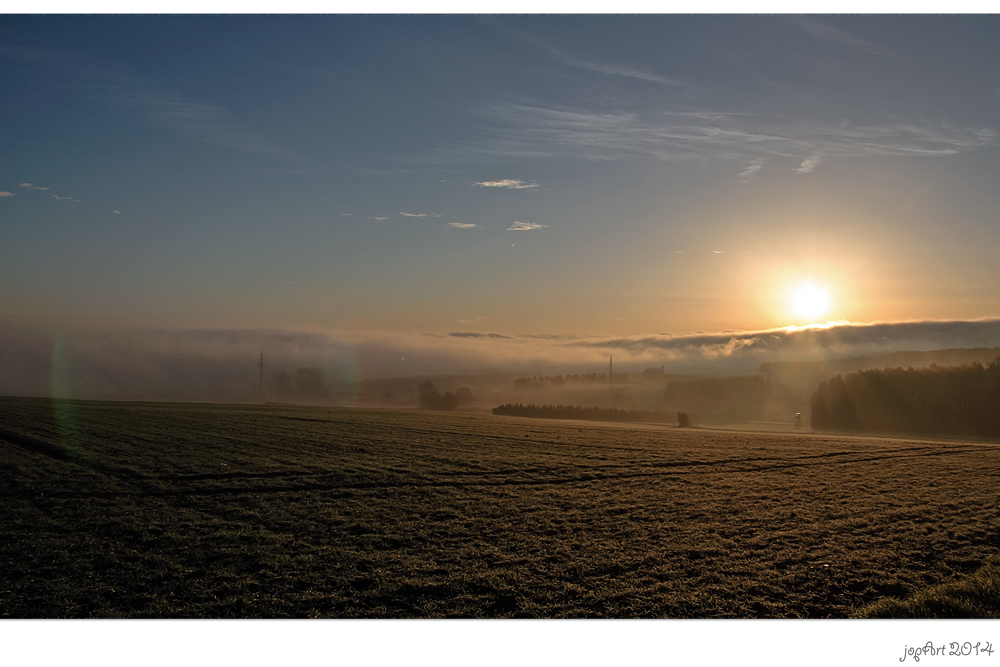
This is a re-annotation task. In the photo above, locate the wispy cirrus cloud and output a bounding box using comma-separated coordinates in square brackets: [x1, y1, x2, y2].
[474, 179, 539, 189]
[51, 194, 74, 200]
[423, 103, 995, 176]
[130, 92, 298, 161]
[790, 17, 900, 58]
[448, 222, 477, 229]
[399, 211, 428, 217]
[489, 20, 682, 87]
[0, 191, 15, 197]
[2, 45, 298, 162]
[543, 44, 678, 86]
[508, 221, 546, 231]
[369, 216, 388, 222]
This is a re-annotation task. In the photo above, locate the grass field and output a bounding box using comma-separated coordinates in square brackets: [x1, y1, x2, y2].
[1, 396, 999, 618]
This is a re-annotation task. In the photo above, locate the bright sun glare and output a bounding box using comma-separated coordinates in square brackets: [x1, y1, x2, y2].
[791, 284, 831, 320]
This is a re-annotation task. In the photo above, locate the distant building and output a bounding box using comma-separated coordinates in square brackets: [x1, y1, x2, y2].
[643, 366, 666, 383]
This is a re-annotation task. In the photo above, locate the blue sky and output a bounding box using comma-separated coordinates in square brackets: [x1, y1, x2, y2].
[3, 15, 1000, 342]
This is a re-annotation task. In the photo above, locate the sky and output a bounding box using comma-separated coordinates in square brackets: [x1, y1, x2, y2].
[4, 15, 1000, 390]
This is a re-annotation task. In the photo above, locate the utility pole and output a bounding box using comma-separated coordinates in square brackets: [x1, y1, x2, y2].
[609, 355, 613, 392]
[258, 352, 265, 404]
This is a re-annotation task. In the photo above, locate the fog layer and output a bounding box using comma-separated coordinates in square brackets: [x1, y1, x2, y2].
[2, 317, 999, 404]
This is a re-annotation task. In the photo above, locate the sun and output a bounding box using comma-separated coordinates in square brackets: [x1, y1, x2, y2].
[791, 284, 831, 320]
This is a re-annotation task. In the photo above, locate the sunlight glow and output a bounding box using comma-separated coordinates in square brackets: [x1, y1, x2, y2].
[791, 284, 831, 320]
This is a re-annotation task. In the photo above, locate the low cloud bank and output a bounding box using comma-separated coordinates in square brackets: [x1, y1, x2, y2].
[2, 317, 999, 403]
[577, 319, 1000, 362]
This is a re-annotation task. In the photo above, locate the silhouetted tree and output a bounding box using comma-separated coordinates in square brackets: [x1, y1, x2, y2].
[455, 387, 474, 405]
[418, 381, 464, 410]
[677, 411, 691, 427]
[418, 381, 442, 409]
[441, 392, 459, 410]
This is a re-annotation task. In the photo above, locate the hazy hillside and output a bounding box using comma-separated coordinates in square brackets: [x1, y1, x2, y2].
[810, 362, 1000, 438]
[761, 347, 1000, 389]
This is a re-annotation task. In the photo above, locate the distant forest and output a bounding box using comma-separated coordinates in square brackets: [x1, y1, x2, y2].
[418, 381, 473, 411]
[663, 375, 774, 422]
[810, 361, 1000, 437]
[493, 403, 671, 423]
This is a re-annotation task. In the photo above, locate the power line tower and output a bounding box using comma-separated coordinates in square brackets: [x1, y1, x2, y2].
[258, 352, 265, 404]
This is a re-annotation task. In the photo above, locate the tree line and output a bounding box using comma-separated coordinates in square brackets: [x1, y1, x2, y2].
[810, 361, 1000, 437]
[418, 381, 473, 410]
[492, 403, 670, 423]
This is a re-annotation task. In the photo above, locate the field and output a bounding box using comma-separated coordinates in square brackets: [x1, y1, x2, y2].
[1, 396, 999, 618]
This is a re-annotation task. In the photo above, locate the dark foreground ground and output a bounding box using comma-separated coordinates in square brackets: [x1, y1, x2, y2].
[1, 396, 998, 618]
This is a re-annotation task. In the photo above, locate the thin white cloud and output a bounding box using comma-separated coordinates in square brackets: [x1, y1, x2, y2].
[794, 154, 823, 174]
[0, 191, 15, 197]
[369, 216, 388, 222]
[474, 179, 539, 189]
[710, 250, 723, 254]
[448, 222, 477, 229]
[340, 213, 353, 216]
[51, 195, 73, 200]
[19, 183, 33, 188]
[131, 91, 298, 161]
[35, 187, 50, 191]
[548, 47, 677, 86]
[112, 210, 121, 214]
[492, 21, 681, 86]
[508, 221, 547, 231]
[399, 211, 428, 217]
[739, 159, 765, 182]
[423, 103, 995, 176]
[790, 17, 900, 58]
[3, 45, 297, 162]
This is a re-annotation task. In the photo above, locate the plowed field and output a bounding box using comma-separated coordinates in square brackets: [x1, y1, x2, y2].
[1, 396, 998, 618]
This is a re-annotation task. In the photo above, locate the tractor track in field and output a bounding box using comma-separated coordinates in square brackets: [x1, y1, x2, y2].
[3, 421, 995, 501]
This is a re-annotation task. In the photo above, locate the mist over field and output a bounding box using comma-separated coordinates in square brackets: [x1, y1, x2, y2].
[3, 317, 1000, 407]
